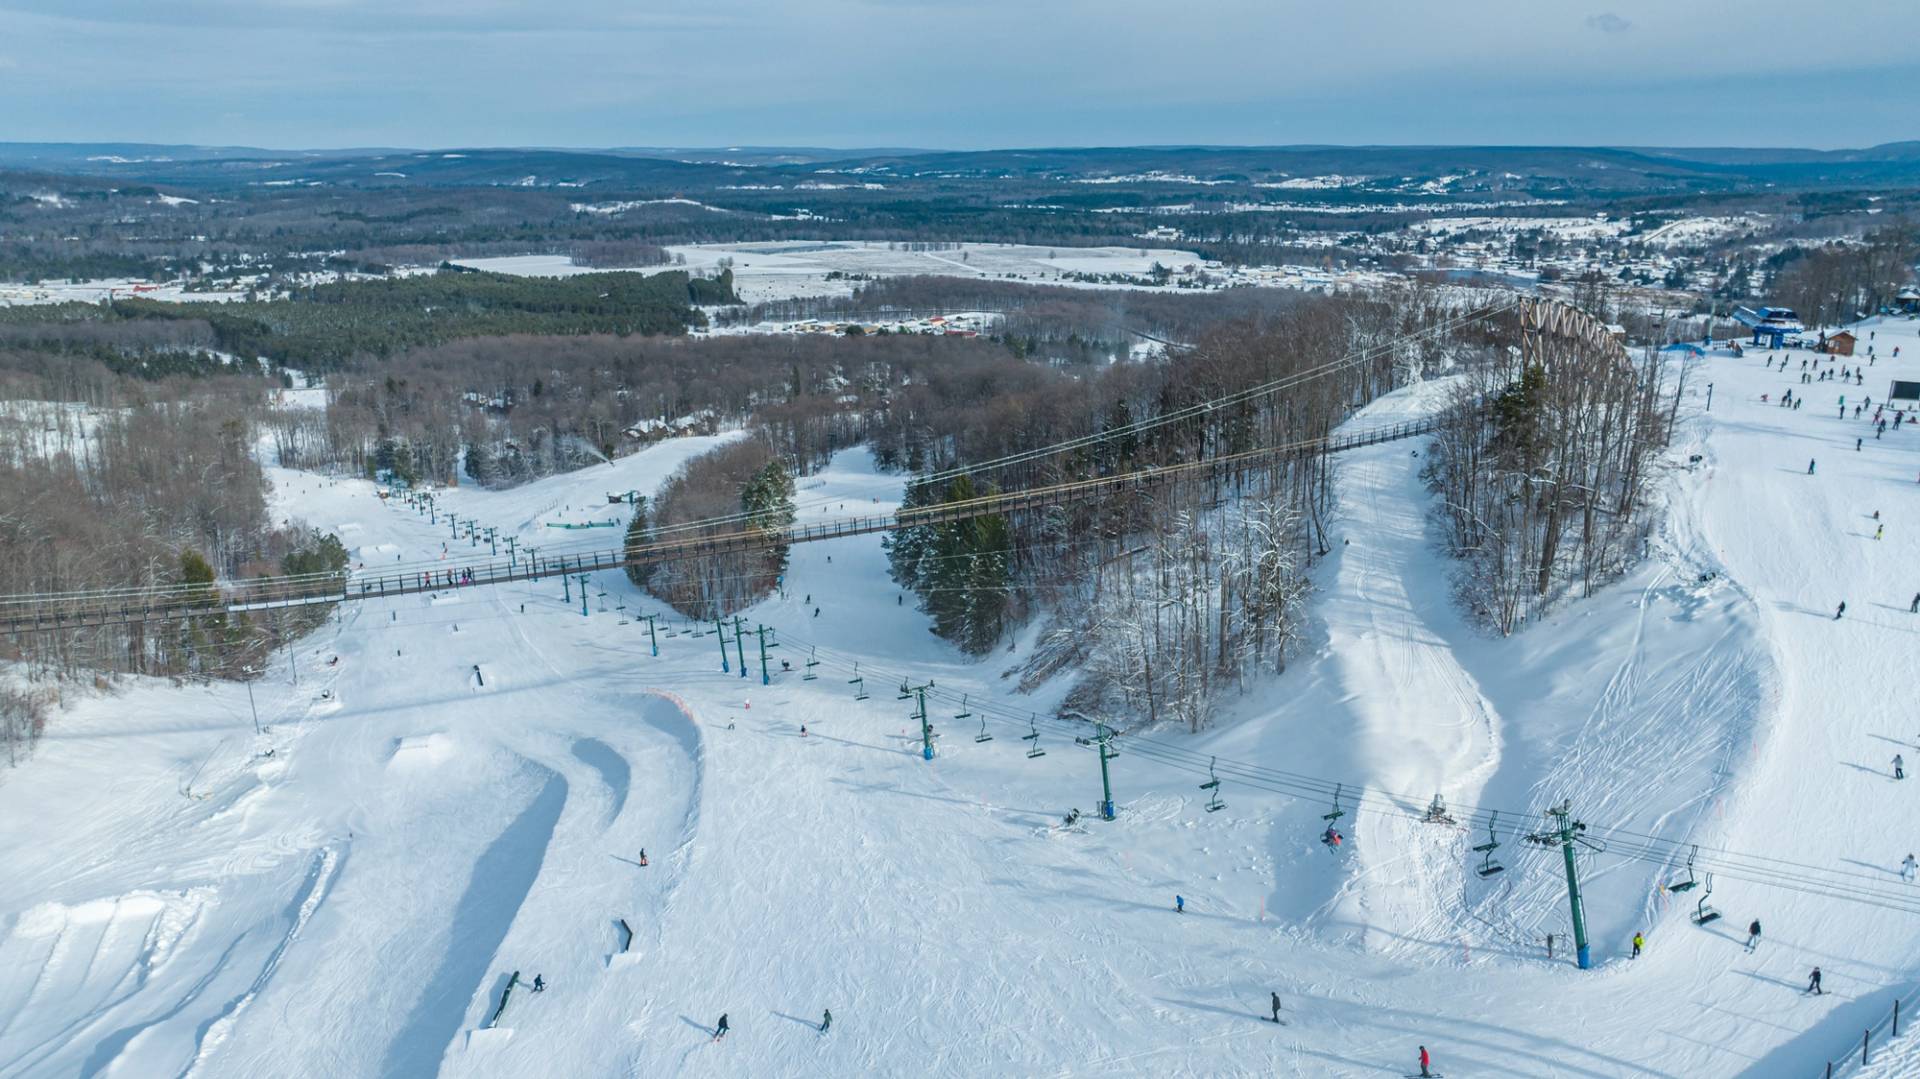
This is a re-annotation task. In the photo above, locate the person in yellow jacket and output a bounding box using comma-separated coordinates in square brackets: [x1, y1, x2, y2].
[1631, 932, 1644, 959]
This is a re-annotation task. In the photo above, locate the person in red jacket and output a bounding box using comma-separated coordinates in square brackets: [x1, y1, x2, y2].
[1418, 1045, 1432, 1077]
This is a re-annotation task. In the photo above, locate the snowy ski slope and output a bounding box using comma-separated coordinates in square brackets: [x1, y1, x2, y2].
[3, 316, 1920, 1076]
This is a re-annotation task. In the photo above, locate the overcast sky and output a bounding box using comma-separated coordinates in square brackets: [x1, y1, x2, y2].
[2, 1, 1915, 151]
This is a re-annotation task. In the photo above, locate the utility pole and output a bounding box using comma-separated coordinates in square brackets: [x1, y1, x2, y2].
[506, 536, 518, 569]
[641, 613, 659, 656]
[1526, 800, 1605, 969]
[449, 514, 459, 538]
[908, 682, 937, 760]
[484, 527, 498, 556]
[715, 617, 730, 672]
[1095, 723, 1117, 820]
[1706, 382, 1714, 412]
[564, 573, 572, 603]
[755, 624, 777, 685]
[577, 574, 591, 617]
[731, 615, 747, 678]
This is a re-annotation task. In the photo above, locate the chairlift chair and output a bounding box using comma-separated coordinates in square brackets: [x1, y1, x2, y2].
[1668, 845, 1700, 893]
[1322, 783, 1346, 824]
[849, 664, 869, 701]
[1200, 756, 1225, 812]
[1023, 715, 1045, 758]
[1690, 873, 1722, 926]
[897, 679, 913, 701]
[1473, 811, 1504, 877]
[803, 647, 820, 681]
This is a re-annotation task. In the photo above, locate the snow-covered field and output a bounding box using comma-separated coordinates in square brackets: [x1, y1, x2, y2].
[452, 241, 1209, 306]
[4, 315, 1920, 1076]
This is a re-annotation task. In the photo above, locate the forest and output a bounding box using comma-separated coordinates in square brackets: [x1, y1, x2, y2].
[0, 266, 730, 369]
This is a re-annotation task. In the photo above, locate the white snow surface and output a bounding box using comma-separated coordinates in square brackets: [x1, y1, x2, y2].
[4, 318, 1920, 1075]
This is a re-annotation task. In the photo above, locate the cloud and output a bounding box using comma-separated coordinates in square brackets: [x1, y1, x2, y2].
[1585, 12, 1632, 33]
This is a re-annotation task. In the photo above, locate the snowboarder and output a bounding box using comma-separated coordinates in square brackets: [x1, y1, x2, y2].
[1631, 932, 1644, 959]
[1271, 991, 1282, 1023]
[1063, 808, 1080, 826]
[714, 1014, 729, 1041]
[1876, 524, 1885, 540]
[1896, 754, 1905, 780]
[1418, 1045, 1433, 1078]
[1807, 967, 1824, 995]
[532, 975, 545, 993]
[1745, 920, 1762, 952]
[638, 848, 649, 867]
[1835, 601, 1847, 620]
[821, 1008, 832, 1033]
[1175, 895, 1186, 913]
[1901, 853, 1915, 882]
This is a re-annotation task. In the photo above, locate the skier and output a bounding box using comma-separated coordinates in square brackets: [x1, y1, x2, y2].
[1418, 1045, 1433, 1078]
[1896, 754, 1906, 780]
[1631, 931, 1644, 959]
[813, 607, 820, 618]
[821, 1008, 832, 1033]
[1910, 593, 1918, 614]
[1877, 524, 1885, 541]
[800, 724, 808, 737]
[532, 975, 545, 993]
[1836, 601, 1847, 620]
[1745, 919, 1762, 952]
[1858, 438, 1864, 452]
[1901, 853, 1916, 882]
[1175, 895, 1186, 914]
[1271, 991, 1283, 1023]
[1807, 967, 1824, 995]
[714, 1014, 730, 1041]
[1809, 459, 1817, 475]
[638, 848, 649, 867]
[1323, 825, 1343, 847]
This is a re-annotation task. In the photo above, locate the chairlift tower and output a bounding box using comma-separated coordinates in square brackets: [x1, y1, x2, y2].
[1525, 800, 1605, 969]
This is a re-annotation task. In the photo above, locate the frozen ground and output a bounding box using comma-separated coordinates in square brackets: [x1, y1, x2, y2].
[4, 317, 1920, 1076]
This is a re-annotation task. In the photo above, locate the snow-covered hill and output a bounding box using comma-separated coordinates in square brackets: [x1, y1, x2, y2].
[3, 317, 1920, 1077]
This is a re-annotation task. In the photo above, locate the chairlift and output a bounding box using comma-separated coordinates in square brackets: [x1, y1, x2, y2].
[954, 694, 973, 721]
[1690, 873, 1722, 926]
[803, 647, 820, 681]
[1422, 793, 1456, 826]
[896, 679, 913, 701]
[1200, 756, 1225, 813]
[1023, 714, 1045, 758]
[1668, 844, 1700, 893]
[1473, 811, 1504, 877]
[1322, 783, 1346, 824]
[974, 713, 993, 743]
[850, 663, 869, 701]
